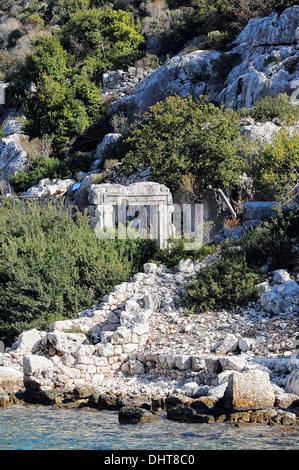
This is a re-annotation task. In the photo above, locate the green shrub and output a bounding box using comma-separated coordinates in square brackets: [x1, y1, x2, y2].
[0, 201, 157, 346]
[240, 204, 299, 273]
[60, 6, 144, 63]
[9, 156, 62, 193]
[181, 204, 299, 313]
[111, 95, 243, 200]
[202, 30, 229, 50]
[23, 75, 101, 152]
[249, 130, 299, 200]
[182, 252, 262, 313]
[151, 237, 216, 268]
[248, 93, 299, 123]
[9, 150, 95, 193]
[7, 4, 143, 153]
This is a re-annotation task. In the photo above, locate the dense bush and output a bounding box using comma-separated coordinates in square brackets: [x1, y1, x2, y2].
[105, 95, 243, 200]
[240, 204, 299, 272]
[6, 4, 143, 153]
[9, 151, 95, 193]
[182, 251, 263, 312]
[0, 201, 157, 346]
[151, 237, 216, 268]
[60, 6, 144, 63]
[249, 130, 299, 201]
[181, 203, 299, 313]
[242, 93, 299, 124]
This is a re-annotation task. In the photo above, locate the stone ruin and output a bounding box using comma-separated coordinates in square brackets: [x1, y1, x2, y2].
[87, 181, 204, 249]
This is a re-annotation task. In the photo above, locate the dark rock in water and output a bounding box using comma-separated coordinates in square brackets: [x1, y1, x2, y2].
[116, 393, 152, 410]
[165, 395, 194, 409]
[166, 404, 216, 424]
[90, 392, 119, 410]
[118, 407, 160, 424]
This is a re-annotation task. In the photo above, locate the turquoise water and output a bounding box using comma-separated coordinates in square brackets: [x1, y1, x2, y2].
[0, 404, 298, 451]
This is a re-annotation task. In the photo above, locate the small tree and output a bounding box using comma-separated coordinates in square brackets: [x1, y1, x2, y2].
[250, 130, 299, 202]
[119, 95, 243, 200]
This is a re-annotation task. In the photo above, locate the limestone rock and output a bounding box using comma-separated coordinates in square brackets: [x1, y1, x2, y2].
[91, 133, 121, 169]
[235, 7, 299, 46]
[0, 367, 23, 389]
[219, 356, 249, 372]
[272, 384, 299, 409]
[260, 280, 299, 314]
[166, 404, 216, 423]
[43, 331, 87, 356]
[143, 293, 160, 311]
[10, 328, 45, 354]
[21, 178, 75, 199]
[223, 370, 275, 411]
[0, 138, 27, 189]
[108, 6, 299, 122]
[23, 355, 53, 377]
[238, 338, 256, 353]
[175, 259, 194, 273]
[286, 370, 299, 395]
[273, 269, 292, 284]
[214, 334, 239, 354]
[242, 201, 279, 228]
[2, 119, 24, 136]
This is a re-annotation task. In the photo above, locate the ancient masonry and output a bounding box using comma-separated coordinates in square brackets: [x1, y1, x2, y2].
[18, 260, 206, 391]
[87, 181, 204, 249]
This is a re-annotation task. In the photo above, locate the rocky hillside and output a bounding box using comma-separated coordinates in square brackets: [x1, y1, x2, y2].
[110, 6, 299, 122]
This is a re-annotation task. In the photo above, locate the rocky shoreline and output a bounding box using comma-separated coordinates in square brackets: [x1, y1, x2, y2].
[0, 256, 299, 428]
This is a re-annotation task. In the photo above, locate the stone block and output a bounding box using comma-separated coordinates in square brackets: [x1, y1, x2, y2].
[223, 370, 275, 411]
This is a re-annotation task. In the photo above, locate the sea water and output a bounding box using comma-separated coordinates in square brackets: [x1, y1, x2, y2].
[0, 404, 298, 451]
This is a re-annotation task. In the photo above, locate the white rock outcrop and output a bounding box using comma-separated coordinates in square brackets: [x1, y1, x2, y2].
[0, 119, 28, 191]
[108, 6, 299, 123]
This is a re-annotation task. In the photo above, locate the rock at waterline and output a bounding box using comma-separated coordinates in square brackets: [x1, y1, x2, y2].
[118, 407, 161, 425]
[222, 370, 275, 411]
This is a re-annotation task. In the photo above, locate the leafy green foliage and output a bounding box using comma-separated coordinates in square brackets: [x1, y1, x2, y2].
[249, 130, 299, 200]
[151, 237, 216, 268]
[60, 6, 144, 64]
[9, 156, 61, 193]
[183, 251, 263, 312]
[240, 204, 299, 272]
[111, 95, 243, 199]
[9, 151, 95, 193]
[6, 4, 143, 153]
[0, 201, 157, 346]
[181, 203, 299, 313]
[247, 93, 299, 124]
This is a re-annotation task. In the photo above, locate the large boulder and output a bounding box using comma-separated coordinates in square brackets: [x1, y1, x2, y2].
[0, 367, 23, 390]
[260, 280, 299, 315]
[235, 7, 299, 46]
[21, 178, 75, 199]
[10, 328, 46, 354]
[23, 355, 55, 390]
[41, 331, 87, 356]
[118, 407, 161, 424]
[242, 201, 279, 228]
[0, 118, 28, 191]
[91, 133, 121, 170]
[222, 370, 275, 411]
[0, 139, 28, 190]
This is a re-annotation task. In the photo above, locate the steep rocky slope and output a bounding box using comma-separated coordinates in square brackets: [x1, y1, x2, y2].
[109, 6, 299, 122]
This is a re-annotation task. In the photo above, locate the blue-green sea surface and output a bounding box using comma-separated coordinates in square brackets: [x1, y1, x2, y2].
[0, 405, 298, 450]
